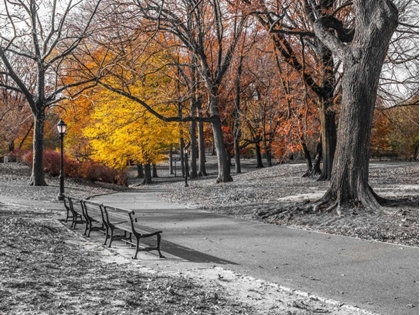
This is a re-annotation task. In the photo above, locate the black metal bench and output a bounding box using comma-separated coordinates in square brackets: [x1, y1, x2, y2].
[63, 195, 85, 229]
[101, 204, 164, 259]
[128, 210, 164, 259]
[81, 200, 105, 237]
[61, 197, 164, 259]
[99, 204, 133, 247]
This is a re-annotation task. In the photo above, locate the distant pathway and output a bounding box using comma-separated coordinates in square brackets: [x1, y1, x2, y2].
[93, 190, 419, 315]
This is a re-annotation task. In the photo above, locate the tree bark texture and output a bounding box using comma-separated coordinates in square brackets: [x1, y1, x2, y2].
[30, 110, 47, 186]
[136, 164, 144, 178]
[255, 143, 264, 168]
[142, 164, 152, 185]
[314, 0, 398, 212]
[301, 141, 313, 177]
[209, 95, 232, 183]
[197, 114, 207, 177]
[212, 116, 233, 182]
[189, 107, 198, 179]
[318, 98, 337, 181]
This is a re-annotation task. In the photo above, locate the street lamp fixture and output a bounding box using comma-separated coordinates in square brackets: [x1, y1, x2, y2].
[57, 119, 67, 201]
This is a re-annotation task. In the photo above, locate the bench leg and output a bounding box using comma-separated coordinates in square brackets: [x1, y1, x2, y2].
[132, 234, 164, 260]
[133, 238, 140, 260]
[108, 229, 114, 247]
[65, 210, 72, 222]
[156, 233, 164, 258]
[84, 221, 89, 236]
[103, 227, 110, 246]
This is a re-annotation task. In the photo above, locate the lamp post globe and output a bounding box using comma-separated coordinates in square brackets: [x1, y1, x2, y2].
[57, 119, 67, 201]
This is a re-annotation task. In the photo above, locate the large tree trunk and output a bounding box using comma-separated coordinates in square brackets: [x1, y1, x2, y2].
[255, 142, 264, 168]
[314, 0, 398, 213]
[212, 117, 232, 182]
[29, 110, 47, 186]
[209, 94, 232, 183]
[189, 108, 198, 179]
[142, 164, 152, 185]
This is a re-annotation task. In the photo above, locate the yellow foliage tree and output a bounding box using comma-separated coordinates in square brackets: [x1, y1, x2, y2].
[83, 88, 179, 170]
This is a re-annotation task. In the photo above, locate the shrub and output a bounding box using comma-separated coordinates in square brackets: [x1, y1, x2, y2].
[43, 150, 61, 176]
[10, 149, 128, 186]
[9, 149, 32, 166]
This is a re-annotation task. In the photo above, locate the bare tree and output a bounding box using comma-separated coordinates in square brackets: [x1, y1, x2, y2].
[379, 0, 419, 106]
[313, 0, 399, 213]
[246, 0, 341, 180]
[0, 0, 102, 185]
[133, 0, 248, 183]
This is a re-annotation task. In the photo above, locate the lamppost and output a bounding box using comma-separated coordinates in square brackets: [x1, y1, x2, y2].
[184, 148, 189, 187]
[57, 119, 67, 201]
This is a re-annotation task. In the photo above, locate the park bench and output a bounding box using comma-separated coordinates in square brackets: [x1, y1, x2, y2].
[61, 197, 164, 259]
[101, 204, 164, 259]
[80, 200, 105, 237]
[63, 195, 85, 229]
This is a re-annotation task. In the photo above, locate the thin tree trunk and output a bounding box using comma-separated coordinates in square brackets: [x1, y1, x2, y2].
[136, 164, 144, 178]
[264, 139, 273, 167]
[312, 141, 322, 176]
[169, 149, 174, 174]
[255, 142, 264, 168]
[301, 141, 313, 177]
[317, 45, 337, 181]
[234, 55, 243, 174]
[189, 114, 198, 179]
[197, 101, 207, 177]
[180, 137, 185, 177]
[152, 164, 158, 178]
[8, 140, 14, 153]
[18, 122, 34, 149]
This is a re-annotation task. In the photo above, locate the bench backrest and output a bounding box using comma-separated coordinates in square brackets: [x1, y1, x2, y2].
[63, 195, 71, 211]
[100, 204, 132, 226]
[81, 200, 102, 218]
[69, 197, 83, 214]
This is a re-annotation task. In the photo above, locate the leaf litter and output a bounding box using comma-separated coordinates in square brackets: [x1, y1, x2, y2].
[0, 215, 255, 315]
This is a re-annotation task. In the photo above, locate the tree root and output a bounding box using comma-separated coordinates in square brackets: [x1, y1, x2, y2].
[313, 185, 385, 216]
[28, 177, 47, 186]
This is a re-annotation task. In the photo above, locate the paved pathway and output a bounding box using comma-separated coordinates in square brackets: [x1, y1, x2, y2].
[92, 189, 419, 315]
